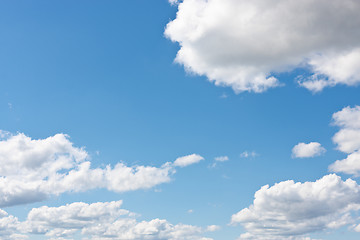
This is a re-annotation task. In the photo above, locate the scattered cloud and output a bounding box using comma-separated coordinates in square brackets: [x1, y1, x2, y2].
[0, 201, 214, 240]
[0, 209, 25, 240]
[292, 142, 326, 158]
[206, 225, 220, 232]
[173, 153, 204, 167]
[329, 152, 360, 176]
[220, 93, 228, 99]
[168, 0, 180, 6]
[165, 0, 360, 93]
[0, 131, 202, 207]
[214, 156, 229, 162]
[231, 174, 360, 239]
[329, 106, 360, 175]
[240, 151, 257, 158]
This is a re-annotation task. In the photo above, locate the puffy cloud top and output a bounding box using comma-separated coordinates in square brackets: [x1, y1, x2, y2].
[166, 0, 360, 93]
[329, 106, 360, 175]
[231, 174, 360, 239]
[292, 142, 326, 158]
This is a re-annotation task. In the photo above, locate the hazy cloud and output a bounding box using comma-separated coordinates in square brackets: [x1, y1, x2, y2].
[214, 156, 229, 162]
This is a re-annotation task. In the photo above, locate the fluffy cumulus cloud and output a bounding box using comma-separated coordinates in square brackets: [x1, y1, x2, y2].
[0, 201, 214, 240]
[0, 209, 26, 240]
[166, 0, 360, 93]
[329, 106, 360, 175]
[292, 142, 326, 158]
[0, 131, 203, 207]
[231, 174, 360, 239]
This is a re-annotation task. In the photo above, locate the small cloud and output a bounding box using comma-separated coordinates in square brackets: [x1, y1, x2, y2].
[173, 154, 204, 167]
[187, 209, 194, 214]
[206, 225, 220, 232]
[168, 0, 180, 5]
[95, 150, 100, 156]
[208, 162, 217, 169]
[220, 93, 228, 99]
[222, 174, 230, 179]
[292, 142, 326, 158]
[240, 151, 258, 158]
[8, 103, 13, 109]
[214, 156, 229, 162]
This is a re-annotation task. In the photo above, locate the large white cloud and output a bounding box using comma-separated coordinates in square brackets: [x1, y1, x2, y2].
[165, 0, 360, 93]
[292, 142, 326, 158]
[0, 201, 215, 240]
[231, 174, 360, 239]
[329, 106, 360, 175]
[0, 131, 203, 207]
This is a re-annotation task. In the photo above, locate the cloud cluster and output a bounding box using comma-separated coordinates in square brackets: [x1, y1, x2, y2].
[0, 210, 25, 240]
[166, 0, 360, 93]
[0, 131, 203, 207]
[329, 106, 360, 175]
[0, 201, 215, 240]
[231, 174, 360, 239]
[292, 142, 326, 158]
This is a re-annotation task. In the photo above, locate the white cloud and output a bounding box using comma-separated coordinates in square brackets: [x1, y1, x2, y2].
[231, 174, 360, 239]
[0, 210, 26, 240]
[168, 0, 180, 5]
[173, 154, 204, 167]
[329, 106, 360, 175]
[2, 200, 213, 240]
[240, 151, 257, 158]
[165, 0, 360, 93]
[329, 152, 360, 176]
[206, 225, 220, 232]
[0, 131, 201, 207]
[333, 106, 360, 129]
[214, 156, 228, 162]
[292, 142, 326, 158]
[298, 49, 360, 92]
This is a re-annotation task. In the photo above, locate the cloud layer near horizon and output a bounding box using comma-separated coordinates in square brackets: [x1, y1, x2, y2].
[0, 131, 203, 207]
[166, 0, 360, 93]
[0, 201, 215, 240]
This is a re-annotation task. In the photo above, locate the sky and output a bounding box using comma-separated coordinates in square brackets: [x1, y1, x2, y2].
[1, 0, 360, 239]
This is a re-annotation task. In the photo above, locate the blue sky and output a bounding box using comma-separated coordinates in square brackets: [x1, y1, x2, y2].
[1, 1, 360, 239]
